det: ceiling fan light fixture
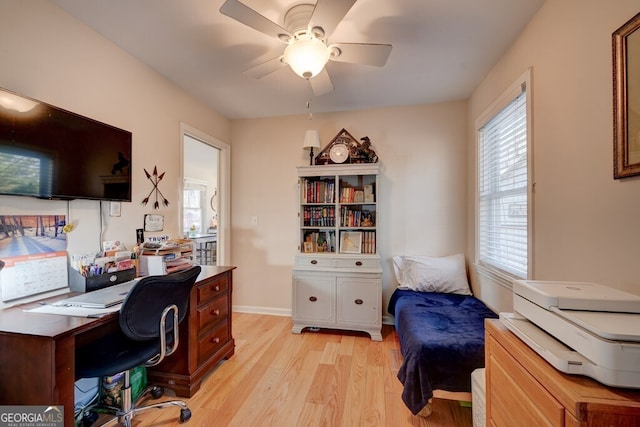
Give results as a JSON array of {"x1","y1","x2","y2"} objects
[{"x1": 284, "y1": 34, "x2": 330, "y2": 79}]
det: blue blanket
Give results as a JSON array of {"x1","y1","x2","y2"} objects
[{"x1": 388, "y1": 289, "x2": 497, "y2": 415}]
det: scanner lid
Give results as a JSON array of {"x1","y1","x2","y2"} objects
[
  {"x1": 513, "y1": 280, "x2": 640, "y2": 313},
  {"x1": 552, "y1": 308, "x2": 640, "y2": 342}
]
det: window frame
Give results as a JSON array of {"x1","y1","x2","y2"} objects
[
  {"x1": 474, "y1": 69, "x2": 533, "y2": 286},
  {"x1": 183, "y1": 178, "x2": 207, "y2": 235}
]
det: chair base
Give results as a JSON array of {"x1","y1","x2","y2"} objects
[{"x1": 81, "y1": 382, "x2": 191, "y2": 427}]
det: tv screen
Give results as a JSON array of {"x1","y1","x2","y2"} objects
[{"x1": 0, "y1": 87, "x2": 132, "y2": 201}]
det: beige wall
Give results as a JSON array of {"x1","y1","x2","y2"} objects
[
  {"x1": 467, "y1": 0, "x2": 640, "y2": 312},
  {"x1": 6, "y1": 0, "x2": 634, "y2": 320},
  {"x1": 0, "y1": 1, "x2": 229, "y2": 255},
  {"x1": 230, "y1": 102, "x2": 468, "y2": 315}
]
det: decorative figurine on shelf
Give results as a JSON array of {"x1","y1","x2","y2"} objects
[
  {"x1": 361, "y1": 212, "x2": 374, "y2": 227},
  {"x1": 358, "y1": 137, "x2": 378, "y2": 163}
]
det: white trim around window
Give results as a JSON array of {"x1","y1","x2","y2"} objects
[{"x1": 474, "y1": 68, "x2": 533, "y2": 283}]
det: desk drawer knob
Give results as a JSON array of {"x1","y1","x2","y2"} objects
[
  {"x1": 211, "y1": 309, "x2": 220, "y2": 316},
  {"x1": 310, "y1": 259, "x2": 318, "y2": 265},
  {"x1": 211, "y1": 337, "x2": 220, "y2": 344},
  {"x1": 355, "y1": 261, "x2": 363, "y2": 266},
  {"x1": 309, "y1": 296, "x2": 317, "y2": 302},
  {"x1": 211, "y1": 285, "x2": 220, "y2": 292},
  {"x1": 354, "y1": 299, "x2": 363, "y2": 305}
]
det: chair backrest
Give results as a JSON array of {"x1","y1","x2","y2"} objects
[{"x1": 119, "y1": 265, "x2": 201, "y2": 341}]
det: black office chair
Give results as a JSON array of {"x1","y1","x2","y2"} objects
[{"x1": 75, "y1": 265, "x2": 201, "y2": 427}]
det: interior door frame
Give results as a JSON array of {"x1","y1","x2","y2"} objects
[{"x1": 180, "y1": 123, "x2": 230, "y2": 266}]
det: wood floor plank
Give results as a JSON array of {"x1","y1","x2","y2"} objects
[
  {"x1": 340, "y1": 337, "x2": 369, "y2": 427},
  {"x1": 128, "y1": 312, "x2": 472, "y2": 427},
  {"x1": 256, "y1": 350, "x2": 323, "y2": 426}
]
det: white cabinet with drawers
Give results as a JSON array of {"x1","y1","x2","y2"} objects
[{"x1": 293, "y1": 164, "x2": 382, "y2": 341}]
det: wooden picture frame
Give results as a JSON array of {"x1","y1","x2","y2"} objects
[
  {"x1": 613, "y1": 12, "x2": 640, "y2": 178},
  {"x1": 340, "y1": 231, "x2": 362, "y2": 254},
  {"x1": 303, "y1": 242, "x2": 314, "y2": 253}
]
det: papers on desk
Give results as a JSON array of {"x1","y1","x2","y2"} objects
[{"x1": 27, "y1": 303, "x2": 120, "y2": 318}]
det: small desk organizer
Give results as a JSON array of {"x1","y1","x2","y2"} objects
[{"x1": 68, "y1": 267, "x2": 137, "y2": 293}]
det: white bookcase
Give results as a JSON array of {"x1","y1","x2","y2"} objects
[{"x1": 292, "y1": 163, "x2": 382, "y2": 341}]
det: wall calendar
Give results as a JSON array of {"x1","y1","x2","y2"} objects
[{"x1": 0, "y1": 251, "x2": 68, "y2": 302}]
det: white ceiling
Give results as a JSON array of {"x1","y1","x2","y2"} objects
[{"x1": 52, "y1": 0, "x2": 544, "y2": 119}]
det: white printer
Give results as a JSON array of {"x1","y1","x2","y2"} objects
[{"x1": 500, "y1": 280, "x2": 640, "y2": 389}]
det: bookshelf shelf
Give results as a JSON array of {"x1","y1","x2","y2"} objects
[{"x1": 293, "y1": 163, "x2": 382, "y2": 341}]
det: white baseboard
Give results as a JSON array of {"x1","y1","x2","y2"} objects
[
  {"x1": 232, "y1": 305, "x2": 291, "y2": 317},
  {"x1": 382, "y1": 314, "x2": 394, "y2": 325}
]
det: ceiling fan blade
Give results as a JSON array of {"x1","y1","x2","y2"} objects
[
  {"x1": 329, "y1": 43, "x2": 392, "y2": 66},
  {"x1": 308, "y1": 68, "x2": 334, "y2": 96},
  {"x1": 220, "y1": 0, "x2": 291, "y2": 41},
  {"x1": 309, "y1": 0, "x2": 357, "y2": 40},
  {"x1": 243, "y1": 55, "x2": 286, "y2": 79}
]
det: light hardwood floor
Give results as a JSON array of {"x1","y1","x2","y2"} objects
[{"x1": 129, "y1": 312, "x2": 473, "y2": 426}]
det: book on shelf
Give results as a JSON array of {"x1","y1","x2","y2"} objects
[
  {"x1": 301, "y1": 178, "x2": 335, "y2": 204},
  {"x1": 361, "y1": 231, "x2": 376, "y2": 254},
  {"x1": 303, "y1": 206, "x2": 335, "y2": 227},
  {"x1": 339, "y1": 207, "x2": 375, "y2": 227}
]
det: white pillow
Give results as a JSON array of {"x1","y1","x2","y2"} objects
[{"x1": 392, "y1": 253, "x2": 472, "y2": 295}]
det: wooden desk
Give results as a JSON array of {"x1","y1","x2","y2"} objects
[
  {"x1": 0, "y1": 265, "x2": 235, "y2": 427},
  {"x1": 485, "y1": 319, "x2": 640, "y2": 426}
]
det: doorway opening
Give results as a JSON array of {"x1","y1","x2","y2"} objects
[{"x1": 181, "y1": 124, "x2": 230, "y2": 266}]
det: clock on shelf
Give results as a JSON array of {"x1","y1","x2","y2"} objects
[
  {"x1": 329, "y1": 143, "x2": 349, "y2": 163},
  {"x1": 315, "y1": 128, "x2": 378, "y2": 165}
]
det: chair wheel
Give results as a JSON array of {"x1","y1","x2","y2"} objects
[
  {"x1": 82, "y1": 412, "x2": 99, "y2": 427},
  {"x1": 150, "y1": 386, "x2": 164, "y2": 399},
  {"x1": 180, "y1": 408, "x2": 192, "y2": 422}
]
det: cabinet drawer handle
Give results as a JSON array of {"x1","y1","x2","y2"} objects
[
  {"x1": 309, "y1": 296, "x2": 318, "y2": 302},
  {"x1": 211, "y1": 285, "x2": 220, "y2": 292},
  {"x1": 355, "y1": 261, "x2": 363, "y2": 266},
  {"x1": 354, "y1": 299, "x2": 363, "y2": 305},
  {"x1": 310, "y1": 259, "x2": 318, "y2": 265},
  {"x1": 211, "y1": 337, "x2": 220, "y2": 344},
  {"x1": 211, "y1": 309, "x2": 220, "y2": 316}
]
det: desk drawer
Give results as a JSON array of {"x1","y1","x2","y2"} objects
[
  {"x1": 197, "y1": 296, "x2": 228, "y2": 331},
  {"x1": 198, "y1": 320, "x2": 229, "y2": 365},
  {"x1": 333, "y1": 258, "x2": 379, "y2": 269},
  {"x1": 197, "y1": 275, "x2": 228, "y2": 305},
  {"x1": 295, "y1": 256, "x2": 380, "y2": 269}
]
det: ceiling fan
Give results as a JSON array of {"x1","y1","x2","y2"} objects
[{"x1": 219, "y1": 0, "x2": 392, "y2": 96}]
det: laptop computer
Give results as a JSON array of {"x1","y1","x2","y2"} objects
[{"x1": 55, "y1": 279, "x2": 138, "y2": 309}]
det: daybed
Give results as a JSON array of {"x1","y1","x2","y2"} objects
[{"x1": 388, "y1": 254, "x2": 497, "y2": 416}]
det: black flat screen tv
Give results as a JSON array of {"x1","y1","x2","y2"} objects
[{"x1": 0, "y1": 87, "x2": 132, "y2": 201}]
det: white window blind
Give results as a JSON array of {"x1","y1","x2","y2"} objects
[
  {"x1": 183, "y1": 178, "x2": 207, "y2": 234},
  {"x1": 478, "y1": 83, "x2": 529, "y2": 279}
]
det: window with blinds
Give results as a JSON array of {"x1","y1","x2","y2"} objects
[
  {"x1": 183, "y1": 178, "x2": 207, "y2": 235},
  {"x1": 477, "y1": 77, "x2": 530, "y2": 279}
]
